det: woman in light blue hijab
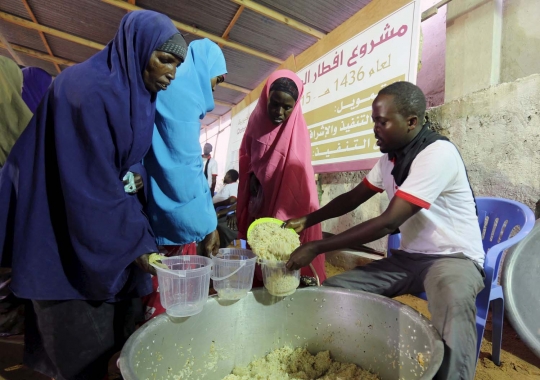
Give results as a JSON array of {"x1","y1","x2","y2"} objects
[{"x1": 144, "y1": 38, "x2": 227, "y2": 257}]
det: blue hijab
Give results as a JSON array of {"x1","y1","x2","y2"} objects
[
  {"x1": 144, "y1": 39, "x2": 227, "y2": 245},
  {"x1": 21, "y1": 67, "x2": 53, "y2": 114},
  {"x1": 0, "y1": 11, "x2": 181, "y2": 301}
]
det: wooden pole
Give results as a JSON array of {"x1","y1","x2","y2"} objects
[
  {"x1": 0, "y1": 42, "x2": 77, "y2": 66},
  {"x1": 214, "y1": 99, "x2": 235, "y2": 108},
  {"x1": 219, "y1": 5, "x2": 244, "y2": 48},
  {"x1": 20, "y1": 0, "x2": 61, "y2": 73},
  {"x1": 0, "y1": 32, "x2": 24, "y2": 65},
  {"x1": 230, "y1": 0, "x2": 325, "y2": 39}
]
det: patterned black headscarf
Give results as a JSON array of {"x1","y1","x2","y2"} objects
[{"x1": 269, "y1": 77, "x2": 299, "y2": 101}]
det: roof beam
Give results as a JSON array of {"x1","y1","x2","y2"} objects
[
  {"x1": 219, "y1": 82, "x2": 251, "y2": 94},
  {"x1": 214, "y1": 99, "x2": 235, "y2": 108},
  {"x1": 101, "y1": 0, "x2": 283, "y2": 64},
  {"x1": 0, "y1": 11, "x2": 104, "y2": 50},
  {"x1": 421, "y1": 0, "x2": 453, "y2": 21},
  {"x1": 219, "y1": 5, "x2": 244, "y2": 48},
  {"x1": 0, "y1": 41, "x2": 77, "y2": 66},
  {"x1": 230, "y1": 0, "x2": 326, "y2": 39},
  {"x1": 20, "y1": 0, "x2": 61, "y2": 73},
  {"x1": 0, "y1": 31, "x2": 24, "y2": 65}
]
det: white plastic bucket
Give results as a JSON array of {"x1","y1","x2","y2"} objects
[
  {"x1": 211, "y1": 249, "x2": 257, "y2": 300},
  {"x1": 152, "y1": 256, "x2": 212, "y2": 317}
]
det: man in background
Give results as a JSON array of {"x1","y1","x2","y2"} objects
[
  {"x1": 213, "y1": 169, "x2": 239, "y2": 206},
  {"x1": 214, "y1": 169, "x2": 239, "y2": 248},
  {"x1": 202, "y1": 143, "x2": 218, "y2": 196}
]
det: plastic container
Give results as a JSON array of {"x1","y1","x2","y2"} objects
[
  {"x1": 211, "y1": 248, "x2": 257, "y2": 300},
  {"x1": 261, "y1": 260, "x2": 300, "y2": 297},
  {"x1": 151, "y1": 255, "x2": 212, "y2": 317},
  {"x1": 247, "y1": 217, "x2": 296, "y2": 240}
]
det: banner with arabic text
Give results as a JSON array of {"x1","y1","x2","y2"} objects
[
  {"x1": 297, "y1": 1, "x2": 421, "y2": 168},
  {"x1": 225, "y1": 100, "x2": 257, "y2": 171}
]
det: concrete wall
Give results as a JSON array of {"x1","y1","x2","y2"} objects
[
  {"x1": 429, "y1": 74, "x2": 540, "y2": 211},
  {"x1": 416, "y1": 0, "x2": 447, "y2": 107},
  {"x1": 445, "y1": 0, "x2": 540, "y2": 101},
  {"x1": 501, "y1": 0, "x2": 540, "y2": 83},
  {"x1": 445, "y1": 0, "x2": 503, "y2": 102},
  {"x1": 416, "y1": 0, "x2": 540, "y2": 106}
]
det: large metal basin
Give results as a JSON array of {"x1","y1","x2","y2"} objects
[{"x1": 120, "y1": 288, "x2": 443, "y2": 379}]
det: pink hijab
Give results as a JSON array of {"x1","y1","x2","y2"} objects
[{"x1": 237, "y1": 69, "x2": 326, "y2": 282}]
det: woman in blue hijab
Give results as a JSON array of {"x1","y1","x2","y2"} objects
[
  {"x1": 0, "y1": 11, "x2": 186, "y2": 379},
  {"x1": 144, "y1": 38, "x2": 227, "y2": 259}
]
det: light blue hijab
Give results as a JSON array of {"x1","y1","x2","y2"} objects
[{"x1": 144, "y1": 38, "x2": 227, "y2": 245}]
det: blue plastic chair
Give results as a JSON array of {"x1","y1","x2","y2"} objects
[{"x1": 387, "y1": 197, "x2": 535, "y2": 366}]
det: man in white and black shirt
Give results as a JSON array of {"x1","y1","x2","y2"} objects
[
  {"x1": 285, "y1": 82, "x2": 484, "y2": 380},
  {"x1": 202, "y1": 143, "x2": 218, "y2": 196},
  {"x1": 214, "y1": 169, "x2": 239, "y2": 248}
]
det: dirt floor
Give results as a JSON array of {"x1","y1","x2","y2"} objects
[{"x1": 327, "y1": 261, "x2": 540, "y2": 380}]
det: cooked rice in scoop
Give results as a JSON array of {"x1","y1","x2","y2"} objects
[{"x1": 248, "y1": 222, "x2": 300, "y2": 261}]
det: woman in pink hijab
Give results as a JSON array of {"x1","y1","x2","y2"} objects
[{"x1": 237, "y1": 69, "x2": 327, "y2": 284}]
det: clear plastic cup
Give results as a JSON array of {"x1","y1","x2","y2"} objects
[
  {"x1": 261, "y1": 260, "x2": 300, "y2": 297},
  {"x1": 211, "y1": 249, "x2": 257, "y2": 300},
  {"x1": 152, "y1": 255, "x2": 212, "y2": 317}
]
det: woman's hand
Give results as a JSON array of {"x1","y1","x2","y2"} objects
[
  {"x1": 283, "y1": 216, "x2": 308, "y2": 234},
  {"x1": 227, "y1": 214, "x2": 238, "y2": 231},
  {"x1": 123, "y1": 171, "x2": 144, "y2": 194},
  {"x1": 203, "y1": 230, "x2": 220, "y2": 257},
  {"x1": 286, "y1": 243, "x2": 319, "y2": 271},
  {"x1": 133, "y1": 173, "x2": 144, "y2": 192},
  {"x1": 134, "y1": 253, "x2": 157, "y2": 276}
]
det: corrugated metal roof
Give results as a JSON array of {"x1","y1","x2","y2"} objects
[
  {"x1": 137, "y1": 0, "x2": 239, "y2": 37},
  {"x1": 214, "y1": 85, "x2": 246, "y2": 105},
  {"x1": 0, "y1": 0, "x2": 373, "y2": 118},
  {"x1": 46, "y1": 35, "x2": 99, "y2": 63},
  {"x1": 180, "y1": 33, "x2": 200, "y2": 46},
  {"x1": 0, "y1": 22, "x2": 46, "y2": 53},
  {"x1": 201, "y1": 114, "x2": 219, "y2": 125},
  {"x1": 28, "y1": 0, "x2": 125, "y2": 45},
  {"x1": 212, "y1": 104, "x2": 233, "y2": 116},
  {"x1": 229, "y1": 8, "x2": 317, "y2": 60},
  {"x1": 253, "y1": 0, "x2": 372, "y2": 33},
  {"x1": 0, "y1": 0, "x2": 30, "y2": 20},
  {"x1": 221, "y1": 46, "x2": 279, "y2": 90},
  {"x1": 0, "y1": 46, "x2": 57, "y2": 75},
  {"x1": 18, "y1": 53, "x2": 57, "y2": 74}
]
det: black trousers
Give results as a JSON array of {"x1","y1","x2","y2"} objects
[{"x1": 24, "y1": 298, "x2": 142, "y2": 380}]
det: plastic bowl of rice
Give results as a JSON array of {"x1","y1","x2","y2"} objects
[
  {"x1": 260, "y1": 260, "x2": 300, "y2": 296},
  {"x1": 247, "y1": 218, "x2": 302, "y2": 296}
]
